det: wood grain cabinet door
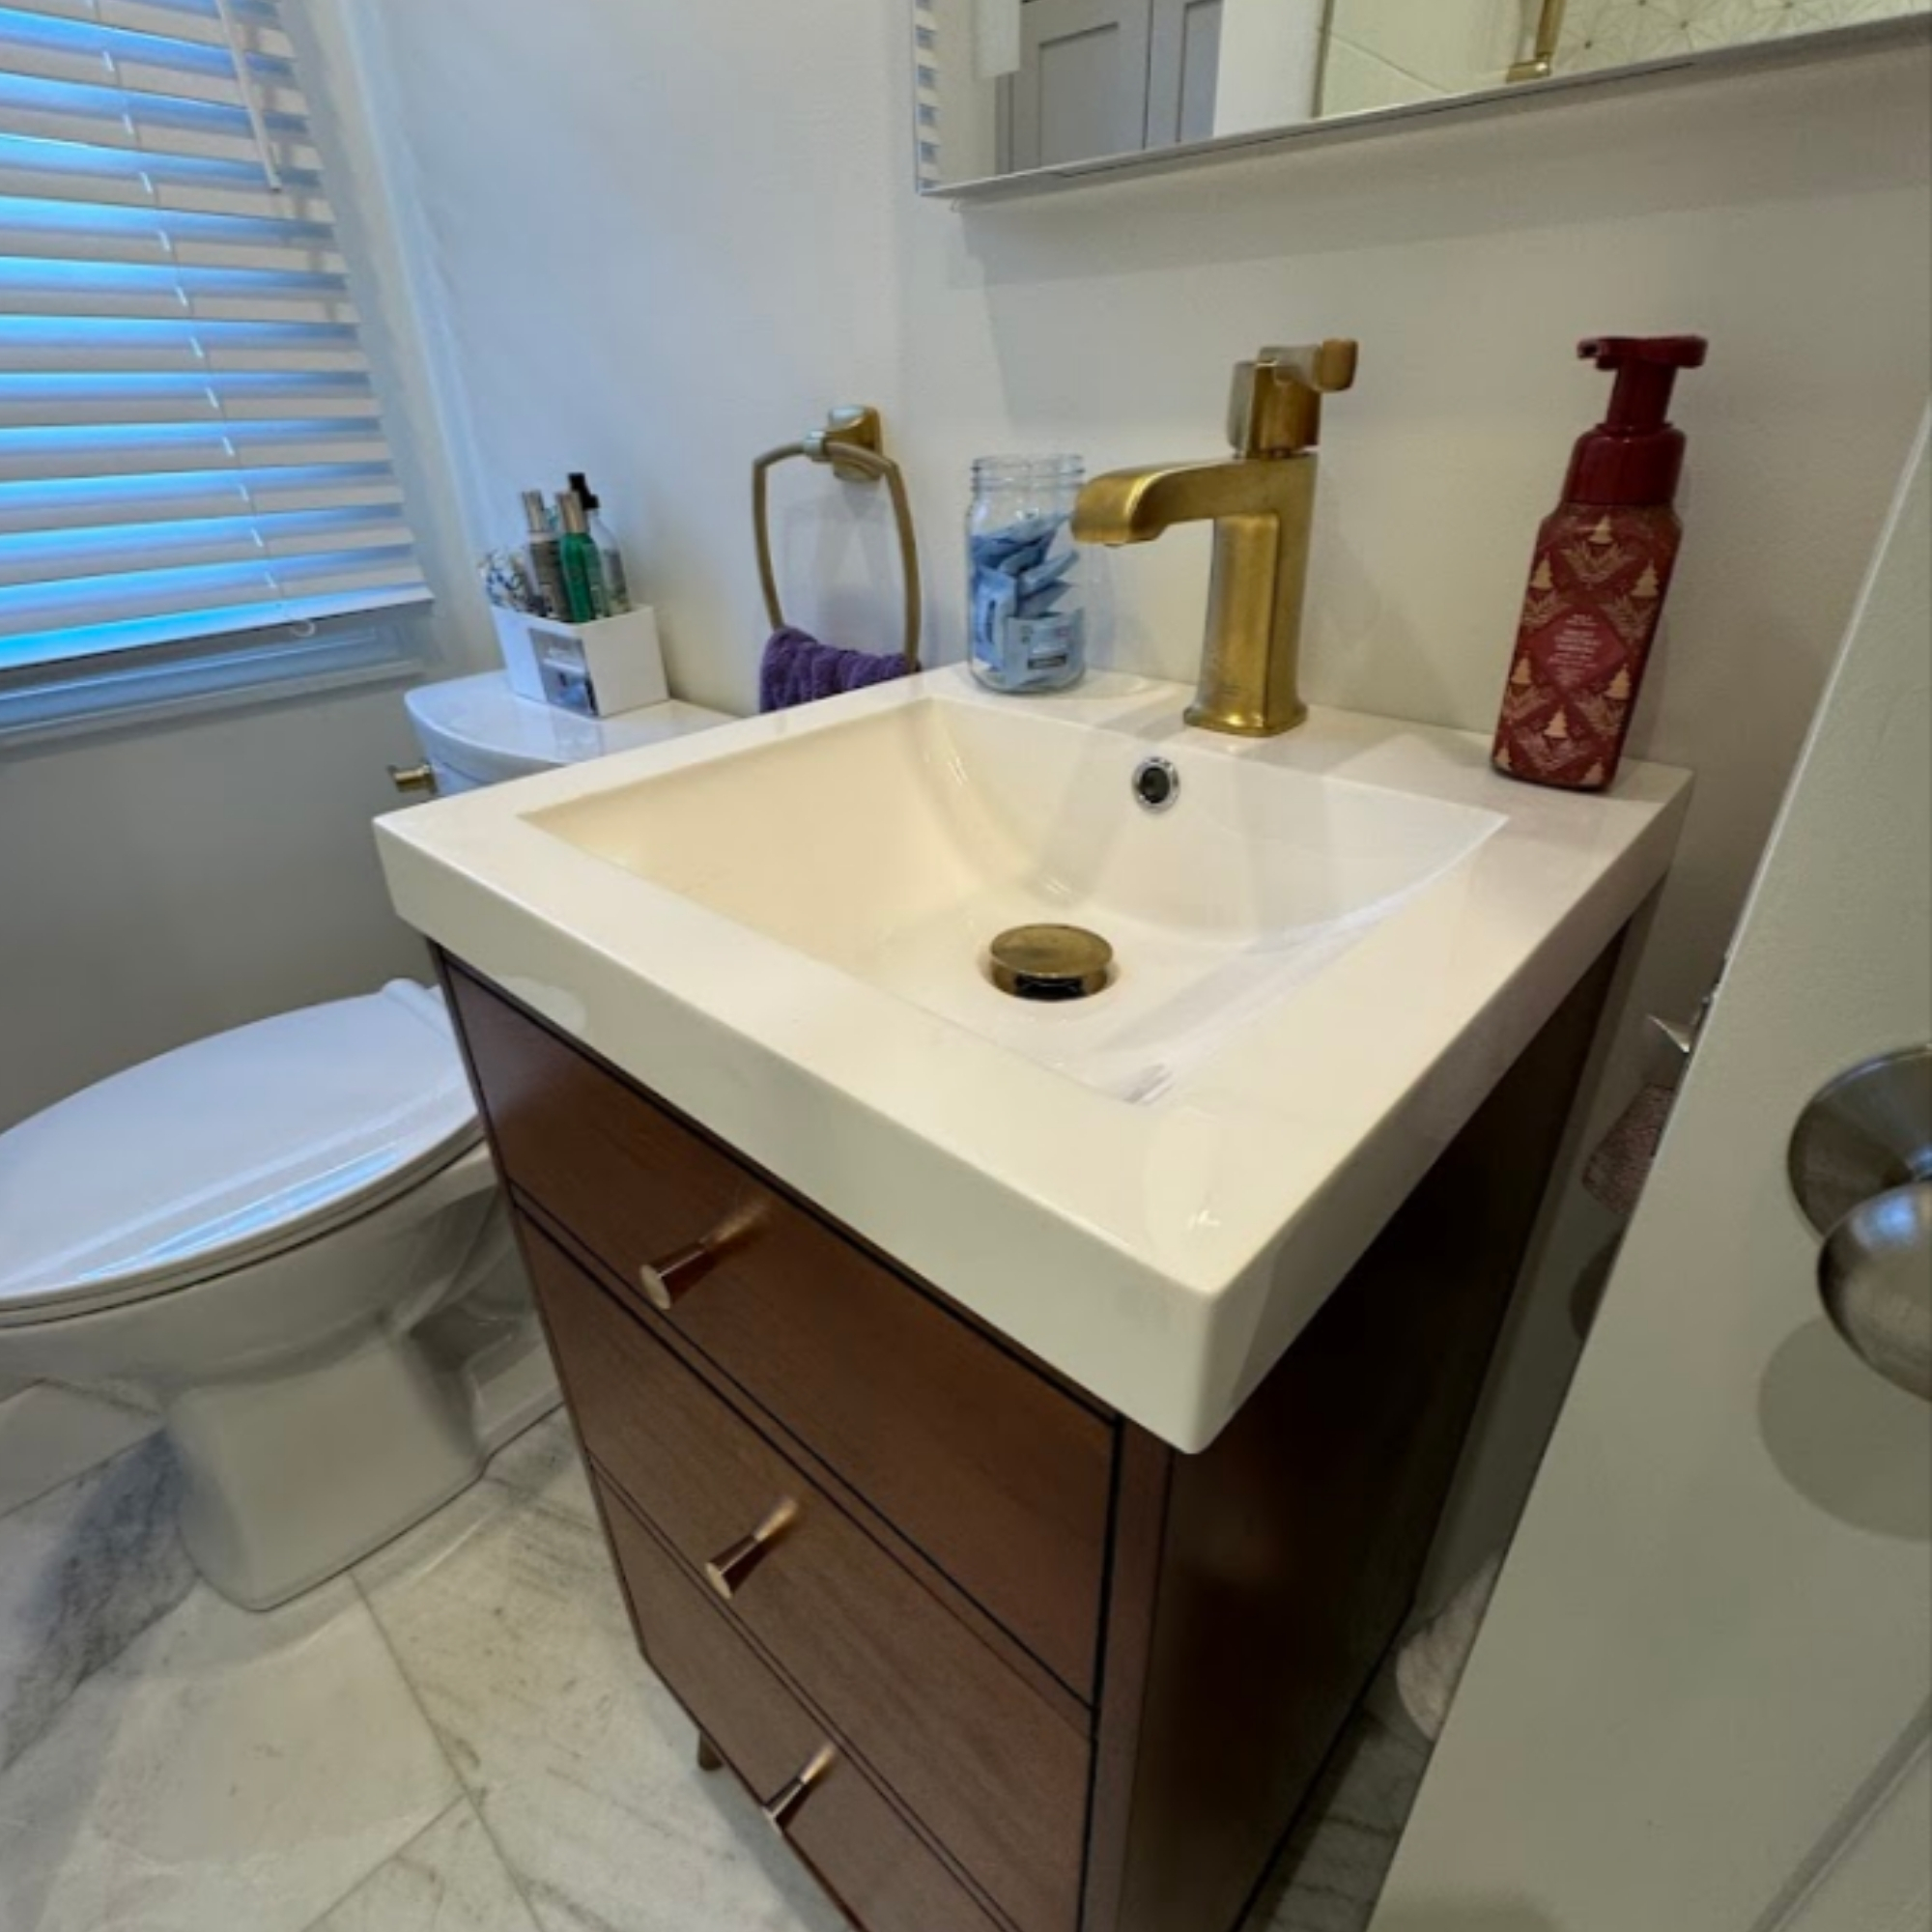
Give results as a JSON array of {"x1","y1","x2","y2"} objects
[
  {"x1": 599, "y1": 1484, "x2": 1008, "y2": 1932},
  {"x1": 445, "y1": 964, "x2": 1113, "y2": 1701},
  {"x1": 526, "y1": 1222, "x2": 1091, "y2": 1932}
]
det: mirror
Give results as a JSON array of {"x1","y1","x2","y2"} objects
[{"x1": 916, "y1": 0, "x2": 1930, "y2": 195}]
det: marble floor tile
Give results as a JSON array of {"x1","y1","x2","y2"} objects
[
  {"x1": 0, "y1": 1383, "x2": 159, "y2": 1519},
  {"x1": 0, "y1": 1573, "x2": 457, "y2": 1932},
  {"x1": 0, "y1": 1435, "x2": 195, "y2": 1773},
  {"x1": 483, "y1": 1409, "x2": 598, "y2": 1527},
  {"x1": 305, "y1": 1800, "x2": 539, "y2": 1932},
  {"x1": 356, "y1": 1482, "x2": 848, "y2": 1932},
  {"x1": 1248, "y1": 1705, "x2": 1434, "y2": 1932},
  {"x1": 0, "y1": 1381, "x2": 1445, "y2": 1932}
]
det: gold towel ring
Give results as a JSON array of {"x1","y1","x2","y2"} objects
[
  {"x1": 1508, "y1": 0, "x2": 1568, "y2": 81},
  {"x1": 752, "y1": 406, "x2": 922, "y2": 672}
]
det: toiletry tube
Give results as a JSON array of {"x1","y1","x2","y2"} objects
[{"x1": 522, "y1": 490, "x2": 570, "y2": 620}]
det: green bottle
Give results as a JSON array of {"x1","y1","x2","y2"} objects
[
  {"x1": 557, "y1": 491, "x2": 609, "y2": 623},
  {"x1": 569, "y1": 471, "x2": 634, "y2": 614}
]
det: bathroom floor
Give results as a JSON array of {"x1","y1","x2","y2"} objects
[{"x1": 0, "y1": 1384, "x2": 1429, "y2": 1932}]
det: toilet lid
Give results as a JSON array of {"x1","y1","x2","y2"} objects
[
  {"x1": 0, "y1": 981, "x2": 482, "y2": 1321},
  {"x1": 406, "y1": 673, "x2": 733, "y2": 785}
]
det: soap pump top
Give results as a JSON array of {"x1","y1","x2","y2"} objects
[{"x1": 1563, "y1": 335, "x2": 1708, "y2": 508}]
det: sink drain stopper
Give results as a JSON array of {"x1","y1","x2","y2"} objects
[{"x1": 988, "y1": 924, "x2": 1114, "y2": 1002}]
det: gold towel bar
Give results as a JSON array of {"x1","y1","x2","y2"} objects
[{"x1": 752, "y1": 405, "x2": 922, "y2": 671}]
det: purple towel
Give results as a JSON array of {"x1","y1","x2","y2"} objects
[{"x1": 758, "y1": 626, "x2": 910, "y2": 714}]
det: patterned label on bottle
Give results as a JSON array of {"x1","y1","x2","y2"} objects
[{"x1": 1492, "y1": 506, "x2": 1681, "y2": 790}]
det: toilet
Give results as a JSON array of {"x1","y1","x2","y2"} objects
[{"x1": 0, "y1": 673, "x2": 731, "y2": 1609}]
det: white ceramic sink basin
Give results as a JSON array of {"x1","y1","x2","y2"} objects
[
  {"x1": 379, "y1": 668, "x2": 1690, "y2": 1451},
  {"x1": 531, "y1": 696, "x2": 1504, "y2": 1103}
]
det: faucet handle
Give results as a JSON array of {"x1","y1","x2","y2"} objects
[{"x1": 1230, "y1": 340, "x2": 1360, "y2": 457}]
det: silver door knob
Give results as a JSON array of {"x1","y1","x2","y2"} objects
[{"x1": 1789, "y1": 1047, "x2": 1932, "y2": 1403}]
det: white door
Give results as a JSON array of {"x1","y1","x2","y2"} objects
[
  {"x1": 1005, "y1": 0, "x2": 1154, "y2": 172},
  {"x1": 1373, "y1": 417, "x2": 1932, "y2": 1930},
  {"x1": 1147, "y1": 0, "x2": 1222, "y2": 146}
]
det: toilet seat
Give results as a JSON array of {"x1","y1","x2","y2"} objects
[{"x1": 0, "y1": 981, "x2": 481, "y2": 1326}]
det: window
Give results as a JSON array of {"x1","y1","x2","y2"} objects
[{"x1": 0, "y1": 0, "x2": 431, "y2": 733}]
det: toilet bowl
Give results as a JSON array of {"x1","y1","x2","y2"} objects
[
  {"x1": 0, "y1": 673, "x2": 731, "y2": 1608},
  {"x1": 0, "y1": 982, "x2": 528, "y2": 1606}
]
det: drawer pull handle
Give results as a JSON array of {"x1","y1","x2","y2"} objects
[
  {"x1": 762, "y1": 1742, "x2": 838, "y2": 1833},
  {"x1": 639, "y1": 1200, "x2": 765, "y2": 1313},
  {"x1": 704, "y1": 1497, "x2": 800, "y2": 1600}
]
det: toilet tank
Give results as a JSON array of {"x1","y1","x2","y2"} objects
[
  {"x1": 404, "y1": 673, "x2": 733, "y2": 795},
  {"x1": 422, "y1": 755, "x2": 490, "y2": 798}
]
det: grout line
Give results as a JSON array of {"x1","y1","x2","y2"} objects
[
  {"x1": 481, "y1": 1414, "x2": 607, "y2": 1538},
  {"x1": 505, "y1": 1477, "x2": 603, "y2": 1537},
  {"x1": 0, "y1": 1410, "x2": 165, "y2": 1529},
  {"x1": 290, "y1": 1795, "x2": 473, "y2": 1932},
  {"x1": 451, "y1": 1462, "x2": 602, "y2": 1539},
  {"x1": 350, "y1": 1513, "x2": 548, "y2": 1929},
  {"x1": 43, "y1": 1376, "x2": 157, "y2": 1420}
]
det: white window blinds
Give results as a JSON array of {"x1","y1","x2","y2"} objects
[{"x1": 0, "y1": 0, "x2": 430, "y2": 673}]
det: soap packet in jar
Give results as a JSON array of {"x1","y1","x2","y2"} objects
[{"x1": 967, "y1": 455, "x2": 1088, "y2": 693}]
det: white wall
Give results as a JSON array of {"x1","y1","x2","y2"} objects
[
  {"x1": 1560, "y1": 0, "x2": 1931, "y2": 73},
  {"x1": 331, "y1": 0, "x2": 907, "y2": 720},
  {"x1": 933, "y1": 0, "x2": 1004, "y2": 185},
  {"x1": 1322, "y1": 0, "x2": 1522, "y2": 115},
  {"x1": 337, "y1": 0, "x2": 1930, "y2": 1588},
  {"x1": 1216, "y1": 0, "x2": 1325, "y2": 133},
  {"x1": 0, "y1": 687, "x2": 440, "y2": 1126}
]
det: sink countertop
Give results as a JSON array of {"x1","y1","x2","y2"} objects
[{"x1": 377, "y1": 668, "x2": 1690, "y2": 1452}]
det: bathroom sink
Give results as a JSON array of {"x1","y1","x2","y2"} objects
[
  {"x1": 378, "y1": 668, "x2": 1690, "y2": 1450},
  {"x1": 530, "y1": 696, "x2": 1504, "y2": 1102}
]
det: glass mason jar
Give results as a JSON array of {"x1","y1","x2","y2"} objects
[{"x1": 966, "y1": 455, "x2": 1087, "y2": 694}]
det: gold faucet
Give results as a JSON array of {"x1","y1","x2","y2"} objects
[{"x1": 1072, "y1": 341, "x2": 1358, "y2": 737}]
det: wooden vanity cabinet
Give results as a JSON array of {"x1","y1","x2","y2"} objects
[{"x1": 441, "y1": 948, "x2": 1616, "y2": 1932}]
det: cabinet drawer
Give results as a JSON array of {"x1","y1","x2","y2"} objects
[
  {"x1": 599, "y1": 1480, "x2": 1005, "y2": 1932},
  {"x1": 527, "y1": 1221, "x2": 1088, "y2": 1932},
  {"x1": 449, "y1": 964, "x2": 1112, "y2": 1696}
]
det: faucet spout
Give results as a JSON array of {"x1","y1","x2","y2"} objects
[
  {"x1": 1070, "y1": 458, "x2": 1288, "y2": 548},
  {"x1": 1073, "y1": 453, "x2": 1320, "y2": 737},
  {"x1": 1070, "y1": 341, "x2": 1355, "y2": 738}
]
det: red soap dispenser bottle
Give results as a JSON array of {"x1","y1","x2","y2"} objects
[{"x1": 1493, "y1": 334, "x2": 1708, "y2": 791}]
